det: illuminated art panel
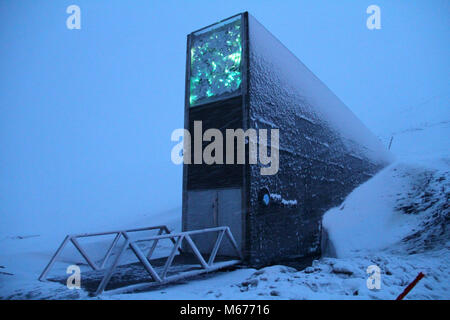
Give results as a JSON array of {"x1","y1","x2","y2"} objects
[{"x1": 189, "y1": 16, "x2": 242, "y2": 107}]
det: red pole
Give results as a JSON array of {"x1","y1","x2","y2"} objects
[{"x1": 396, "y1": 272, "x2": 425, "y2": 300}]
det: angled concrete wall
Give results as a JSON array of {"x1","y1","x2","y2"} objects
[{"x1": 245, "y1": 13, "x2": 393, "y2": 266}]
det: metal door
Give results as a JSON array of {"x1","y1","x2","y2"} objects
[{"x1": 185, "y1": 188, "x2": 242, "y2": 257}]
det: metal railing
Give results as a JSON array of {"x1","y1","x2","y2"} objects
[{"x1": 39, "y1": 225, "x2": 242, "y2": 296}]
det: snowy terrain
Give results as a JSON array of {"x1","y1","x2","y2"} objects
[{"x1": 0, "y1": 112, "x2": 448, "y2": 300}]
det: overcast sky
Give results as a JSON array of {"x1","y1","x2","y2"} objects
[{"x1": 0, "y1": 0, "x2": 448, "y2": 235}]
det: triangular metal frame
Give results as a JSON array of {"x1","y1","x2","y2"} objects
[{"x1": 39, "y1": 225, "x2": 241, "y2": 296}]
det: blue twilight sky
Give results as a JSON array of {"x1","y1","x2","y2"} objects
[{"x1": 0, "y1": 1, "x2": 449, "y2": 235}]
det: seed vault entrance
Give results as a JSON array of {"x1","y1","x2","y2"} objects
[
  {"x1": 185, "y1": 188, "x2": 242, "y2": 256},
  {"x1": 182, "y1": 13, "x2": 248, "y2": 260},
  {"x1": 182, "y1": 12, "x2": 393, "y2": 267}
]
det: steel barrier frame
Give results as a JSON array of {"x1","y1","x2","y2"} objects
[{"x1": 39, "y1": 225, "x2": 241, "y2": 296}]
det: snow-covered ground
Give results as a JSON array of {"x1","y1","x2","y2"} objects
[{"x1": 0, "y1": 117, "x2": 448, "y2": 300}]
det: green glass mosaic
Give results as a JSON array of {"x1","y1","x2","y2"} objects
[{"x1": 189, "y1": 17, "x2": 242, "y2": 106}]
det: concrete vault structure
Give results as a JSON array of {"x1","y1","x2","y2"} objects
[{"x1": 182, "y1": 12, "x2": 393, "y2": 267}]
